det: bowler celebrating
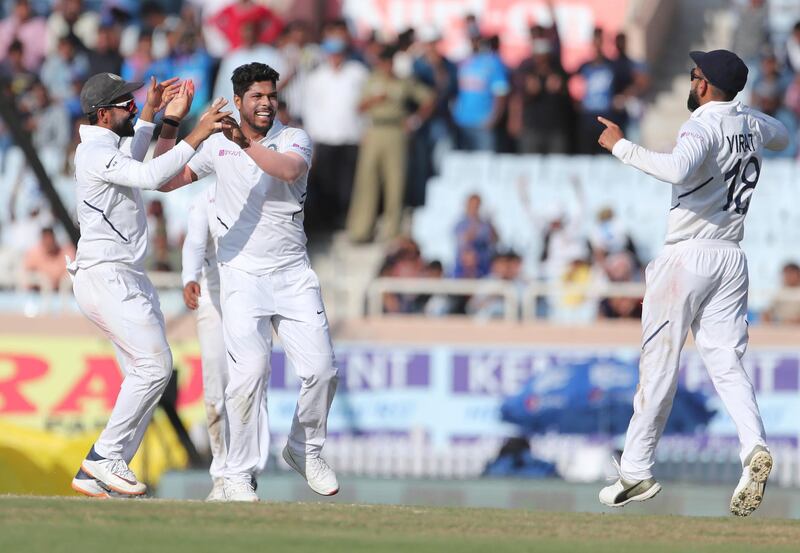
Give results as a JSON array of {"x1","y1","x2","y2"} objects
[
  {"x1": 162, "y1": 63, "x2": 338, "y2": 502},
  {"x1": 597, "y1": 50, "x2": 788, "y2": 516}
]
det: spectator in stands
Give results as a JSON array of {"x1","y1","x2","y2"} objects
[
  {"x1": 762, "y1": 262, "x2": 800, "y2": 324},
  {"x1": 409, "y1": 26, "x2": 458, "y2": 206},
  {"x1": 528, "y1": 0, "x2": 562, "y2": 71},
  {"x1": 786, "y1": 21, "x2": 800, "y2": 74},
  {"x1": 539, "y1": 206, "x2": 589, "y2": 284},
  {"x1": 303, "y1": 36, "x2": 367, "y2": 233},
  {"x1": 453, "y1": 26, "x2": 510, "y2": 152},
  {"x1": 509, "y1": 37, "x2": 573, "y2": 154},
  {"x1": 148, "y1": 24, "x2": 213, "y2": 126},
  {"x1": 121, "y1": 31, "x2": 154, "y2": 109},
  {"x1": 420, "y1": 260, "x2": 453, "y2": 316},
  {"x1": 277, "y1": 21, "x2": 322, "y2": 124},
  {"x1": 610, "y1": 32, "x2": 649, "y2": 142},
  {"x1": 454, "y1": 194, "x2": 497, "y2": 278},
  {"x1": 18, "y1": 79, "x2": 70, "y2": 168},
  {"x1": 589, "y1": 206, "x2": 641, "y2": 270},
  {"x1": 213, "y1": 19, "x2": 285, "y2": 110},
  {"x1": 207, "y1": 0, "x2": 284, "y2": 52},
  {"x1": 466, "y1": 251, "x2": 524, "y2": 320},
  {"x1": 45, "y1": 0, "x2": 99, "y2": 55},
  {"x1": 0, "y1": 0, "x2": 48, "y2": 72},
  {"x1": 323, "y1": 18, "x2": 366, "y2": 66},
  {"x1": 22, "y1": 227, "x2": 74, "y2": 291},
  {"x1": 752, "y1": 53, "x2": 797, "y2": 158},
  {"x1": 732, "y1": 0, "x2": 769, "y2": 68},
  {"x1": 598, "y1": 252, "x2": 643, "y2": 319},
  {"x1": 40, "y1": 34, "x2": 89, "y2": 101},
  {"x1": 119, "y1": 1, "x2": 176, "y2": 60},
  {"x1": 575, "y1": 28, "x2": 616, "y2": 154},
  {"x1": 346, "y1": 45, "x2": 434, "y2": 243},
  {"x1": 0, "y1": 40, "x2": 37, "y2": 98},
  {"x1": 379, "y1": 236, "x2": 425, "y2": 314},
  {"x1": 88, "y1": 22, "x2": 123, "y2": 75}
]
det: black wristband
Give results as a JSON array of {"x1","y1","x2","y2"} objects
[{"x1": 162, "y1": 117, "x2": 180, "y2": 128}]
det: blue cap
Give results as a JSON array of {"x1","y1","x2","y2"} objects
[{"x1": 689, "y1": 50, "x2": 748, "y2": 94}]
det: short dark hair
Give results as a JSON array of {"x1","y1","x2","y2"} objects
[{"x1": 231, "y1": 63, "x2": 280, "y2": 98}]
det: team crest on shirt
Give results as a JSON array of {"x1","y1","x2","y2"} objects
[{"x1": 267, "y1": 144, "x2": 278, "y2": 151}]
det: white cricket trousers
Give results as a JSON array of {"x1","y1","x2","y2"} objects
[
  {"x1": 195, "y1": 275, "x2": 270, "y2": 479},
  {"x1": 620, "y1": 239, "x2": 767, "y2": 480},
  {"x1": 219, "y1": 262, "x2": 338, "y2": 480},
  {"x1": 71, "y1": 262, "x2": 172, "y2": 461}
]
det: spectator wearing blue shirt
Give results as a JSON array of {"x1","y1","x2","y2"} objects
[
  {"x1": 453, "y1": 32, "x2": 510, "y2": 151},
  {"x1": 408, "y1": 27, "x2": 458, "y2": 207},
  {"x1": 576, "y1": 29, "x2": 615, "y2": 154},
  {"x1": 454, "y1": 194, "x2": 497, "y2": 278}
]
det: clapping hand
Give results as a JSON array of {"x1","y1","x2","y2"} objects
[{"x1": 165, "y1": 79, "x2": 196, "y2": 121}]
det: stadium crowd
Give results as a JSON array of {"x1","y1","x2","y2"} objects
[{"x1": 0, "y1": 0, "x2": 799, "y2": 322}]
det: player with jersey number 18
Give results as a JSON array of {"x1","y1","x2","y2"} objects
[{"x1": 596, "y1": 50, "x2": 789, "y2": 516}]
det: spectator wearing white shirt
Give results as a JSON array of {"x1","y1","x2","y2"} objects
[{"x1": 303, "y1": 37, "x2": 367, "y2": 232}]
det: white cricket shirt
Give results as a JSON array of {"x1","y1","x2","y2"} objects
[
  {"x1": 187, "y1": 120, "x2": 313, "y2": 275},
  {"x1": 612, "y1": 100, "x2": 789, "y2": 244},
  {"x1": 73, "y1": 120, "x2": 197, "y2": 270},
  {"x1": 181, "y1": 186, "x2": 220, "y2": 289}
]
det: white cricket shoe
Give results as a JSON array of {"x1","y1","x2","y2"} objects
[
  {"x1": 223, "y1": 477, "x2": 259, "y2": 502},
  {"x1": 730, "y1": 445, "x2": 773, "y2": 517},
  {"x1": 599, "y1": 458, "x2": 661, "y2": 507},
  {"x1": 71, "y1": 468, "x2": 113, "y2": 499},
  {"x1": 81, "y1": 450, "x2": 146, "y2": 496},
  {"x1": 206, "y1": 477, "x2": 226, "y2": 502},
  {"x1": 282, "y1": 445, "x2": 339, "y2": 496}
]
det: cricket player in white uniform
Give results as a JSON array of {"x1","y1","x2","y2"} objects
[
  {"x1": 69, "y1": 73, "x2": 232, "y2": 498},
  {"x1": 181, "y1": 187, "x2": 271, "y2": 501},
  {"x1": 597, "y1": 50, "x2": 789, "y2": 516},
  {"x1": 162, "y1": 63, "x2": 338, "y2": 502}
]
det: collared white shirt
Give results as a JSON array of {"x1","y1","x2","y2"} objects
[
  {"x1": 612, "y1": 100, "x2": 789, "y2": 244},
  {"x1": 302, "y1": 60, "x2": 368, "y2": 145},
  {"x1": 187, "y1": 120, "x2": 313, "y2": 275},
  {"x1": 73, "y1": 120, "x2": 197, "y2": 270},
  {"x1": 181, "y1": 186, "x2": 221, "y2": 289}
]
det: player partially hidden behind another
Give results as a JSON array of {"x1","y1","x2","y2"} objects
[
  {"x1": 69, "y1": 73, "x2": 231, "y2": 498},
  {"x1": 596, "y1": 50, "x2": 789, "y2": 516}
]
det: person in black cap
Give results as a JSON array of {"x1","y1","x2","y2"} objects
[
  {"x1": 596, "y1": 50, "x2": 789, "y2": 517},
  {"x1": 69, "y1": 74, "x2": 232, "y2": 499}
]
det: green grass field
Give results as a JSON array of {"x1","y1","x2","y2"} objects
[{"x1": 1, "y1": 495, "x2": 799, "y2": 553}]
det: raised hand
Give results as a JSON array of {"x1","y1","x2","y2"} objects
[
  {"x1": 597, "y1": 116, "x2": 625, "y2": 152},
  {"x1": 164, "y1": 79, "x2": 195, "y2": 121},
  {"x1": 184, "y1": 98, "x2": 233, "y2": 149},
  {"x1": 221, "y1": 116, "x2": 250, "y2": 149}
]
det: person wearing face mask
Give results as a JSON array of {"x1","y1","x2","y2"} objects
[
  {"x1": 69, "y1": 73, "x2": 231, "y2": 499},
  {"x1": 596, "y1": 50, "x2": 789, "y2": 517}
]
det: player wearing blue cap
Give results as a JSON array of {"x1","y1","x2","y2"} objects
[{"x1": 597, "y1": 50, "x2": 789, "y2": 516}]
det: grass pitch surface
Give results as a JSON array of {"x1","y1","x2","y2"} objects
[{"x1": 1, "y1": 495, "x2": 799, "y2": 553}]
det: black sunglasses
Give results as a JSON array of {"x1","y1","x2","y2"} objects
[{"x1": 690, "y1": 69, "x2": 707, "y2": 83}]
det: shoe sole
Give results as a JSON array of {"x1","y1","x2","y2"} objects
[
  {"x1": 600, "y1": 482, "x2": 662, "y2": 508},
  {"x1": 81, "y1": 461, "x2": 146, "y2": 496},
  {"x1": 282, "y1": 448, "x2": 339, "y2": 496},
  {"x1": 71, "y1": 479, "x2": 111, "y2": 499},
  {"x1": 730, "y1": 451, "x2": 773, "y2": 517}
]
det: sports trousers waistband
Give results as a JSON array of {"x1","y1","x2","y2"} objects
[{"x1": 663, "y1": 238, "x2": 740, "y2": 252}]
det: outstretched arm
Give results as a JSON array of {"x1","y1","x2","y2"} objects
[{"x1": 598, "y1": 116, "x2": 710, "y2": 184}]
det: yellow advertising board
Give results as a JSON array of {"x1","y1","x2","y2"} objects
[{"x1": 0, "y1": 336, "x2": 206, "y2": 495}]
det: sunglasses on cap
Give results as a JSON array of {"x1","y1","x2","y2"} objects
[{"x1": 95, "y1": 97, "x2": 136, "y2": 113}]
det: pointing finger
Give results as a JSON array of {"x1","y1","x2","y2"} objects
[{"x1": 597, "y1": 116, "x2": 617, "y2": 128}]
